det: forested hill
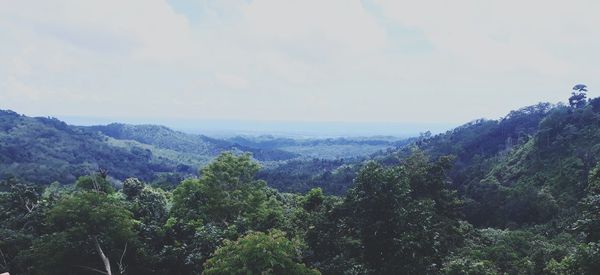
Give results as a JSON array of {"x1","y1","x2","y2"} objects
[
  {"x1": 5, "y1": 95, "x2": 600, "y2": 274},
  {"x1": 89, "y1": 123, "x2": 297, "y2": 162},
  {"x1": 227, "y1": 135, "x2": 409, "y2": 159},
  {"x1": 258, "y1": 102, "x2": 563, "y2": 196},
  {"x1": 221, "y1": 99, "x2": 600, "y2": 200},
  {"x1": 393, "y1": 97, "x2": 600, "y2": 228},
  {"x1": 0, "y1": 110, "x2": 296, "y2": 185},
  {"x1": 0, "y1": 109, "x2": 181, "y2": 184}
]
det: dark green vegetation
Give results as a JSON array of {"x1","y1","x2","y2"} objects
[
  {"x1": 257, "y1": 158, "x2": 359, "y2": 194},
  {"x1": 3, "y1": 88, "x2": 600, "y2": 274},
  {"x1": 0, "y1": 109, "x2": 294, "y2": 185},
  {"x1": 228, "y1": 135, "x2": 408, "y2": 159},
  {"x1": 1, "y1": 152, "x2": 461, "y2": 274},
  {"x1": 90, "y1": 123, "x2": 298, "y2": 162},
  {"x1": 0, "y1": 110, "x2": 398, "y2": 189},
  {"x1": 0, "y1": 109, "x2": 181, "y2": 184}
]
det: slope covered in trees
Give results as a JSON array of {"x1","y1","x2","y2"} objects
[
  {"x1": 3, "y1": 92, "x2": 600, "y2": 274},
  {"x1": 227, "y1": 135, "x2": 408, "y2": 159},
  {"x1": 0, "y1": 110, "x2": 184, "y2": 184},
  {"x1": 0, "y1": 110, "x2": 400, "y2": 189},
  {"x1": 1, "y1": 152, "x2": 468, "y2": 274},
  {"x1": 400, "y1": 99, "x2": 600, "y2": 228},
  {"x1": 90, "y1": 123, "x2": 298, "y2": 162}
]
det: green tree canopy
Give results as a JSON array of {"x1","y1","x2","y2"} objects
[
  {"x1": 335, "y1": 151, "x2": 462, "y2": 274},
  {"x1": 171, "y1": 152, "x2": 283, "y2": 231},
  {"x1": 30, "y1": 191, "x2": 138, "y2": 275},
  {"x1": 166, "y1": 152, "x2": 286, "y2": 273},
  {"x1": 75, "y1": 173, "x2": 114, "y2": 194},
  {"x1": 203, "y1": 230, "x2": 319, "y2": 275}
]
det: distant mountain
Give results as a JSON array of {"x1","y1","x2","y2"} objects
[
  {"x1": 88, "y1": 123, "x2": 298, "y2": 162},
  {"x1": 5, "y1": 99, "x2": 600, "y2": 275},
  {"x1": 383, "y1": 99, "x2": 600, "y2": 228},
  {"x1": 0, "y1": 109, "x2": 411, "y2": 189},
  {"x1": 0, "y1": 110, "x2": 183, "y2": 184},
  {"x1": 0, "y1": 110, "x2": 296, "y2": 185},
  {"x1": 227, "y1": 135, "x2": 409, "y2": 159}
]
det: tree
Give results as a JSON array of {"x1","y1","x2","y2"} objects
[
  {"x1": 122, "y1": 182, "x2": 171, "y2": 274},
  {"x1": 302, "y1": 188, "x2": 325, "y2": 212},
  {"x1": 203, "y1": 230, "x2": 319, "y2": 275},
  {"x1": 0, "y1": 179, "x2": 43, "y2": 232},
  {"x1": 167, "y1": 153, "x2": 285, "y2": 273},
  {"x1": 572, "y1": 162, "x2": 600, "y2": 242},
  {"x1": 75, "y1": 173, "x2": 114, "y2": 194},
  {"x1": 339, "y1": 151, "x2": 462, "y2": 274},
  {"x1": 569, "y1": 84, "x2": 588, "y2": 109},
  {"x1": 0, "y1": 179, "x2": 45, "y2": 273},
  {"x1": 171, "y1": 152, "x2": 283, "y2": 231},
  {"x1": 122, "y1": 178, "x2": 144, "y2": 199},
  {"x1": 548, "y1": 162, "x2": 600, "y2": 274},
  {"x1": 30, "y1": 192, "x2": 137, "y2": 275}
]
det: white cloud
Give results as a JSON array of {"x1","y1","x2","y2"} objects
[
  {"x1": 215, "y1": 73, "x2": 249, "y2": 90},
  {"x1": 1, "y1": 0, "x2": 599, "y2": 124},
  {"x1": 240, "y1": 0, "x2": 386, "y2": 55},
  {"x1": 374, "y1": 0, "x2": 600, "y2": 75},
  {"x1": 7, "y1": 0, "x2": 195, "y2": 61}
]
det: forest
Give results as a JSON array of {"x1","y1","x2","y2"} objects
[{"x1": 2, "y1": 87, "x2": 600, "y2": 274}]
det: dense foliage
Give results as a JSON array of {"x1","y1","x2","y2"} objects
[
  {"x1": 257, "y1": 158, "x2": 359, "y2": 194},
  {"x1": 0, "y1": 110, "x2": 397, "y2": 190},
  {"x1": 0, "y1": 110, "x2": 181, "y2": 184},
  {"x1": 91, "y1": 123, "x2": 298, "y2": 162},
  {"x1": 203, "y1": 230, "x2": 319, "y2": 275},
  {"x1": 3, "y1": 92, "x2": 600, "y2": 274},
  {"x1": 228, "y1": 135, "x2": 408, "y2": 159},
  {"x1": 1, "y1": 151, "x2": 466, "y2": 274}
]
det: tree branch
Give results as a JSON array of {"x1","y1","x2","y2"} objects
[
  {"x1": 75, "y1": 265, "x2": 108, "y2": 275},
  {"x1": 93, "y1": 236, "x2": 112, "y2": 275},
  {"x1": 118, "y1": 242, "x2": 127, "y2": 275},
  {"x1": 0, "y1": 247, "x2": 8, "y2": 271}
]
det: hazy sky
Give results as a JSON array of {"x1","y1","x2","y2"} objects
[{"x1": 1, "y1": 0, "x2": 599, "y2": 124}]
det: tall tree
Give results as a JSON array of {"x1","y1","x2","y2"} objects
[
  {"x1": 30, "y1": 191, "x2": 138, "y2": 275},
  {"x1": 167, "y1": 152, "x2": 285, "y2": 273},
  {"x1": 341, "y1": 151, "x2": 462, "y2": 274},
  {"x1": 569, "y1": 84, "x2": 588, "y2": 108}
]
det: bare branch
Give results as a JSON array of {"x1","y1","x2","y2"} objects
[
  {"x1": 24, "y1": 198, "x2": 39, "y2": 213},
  {"x1": 118, "y1": 243, "x2": 127, "y2": 275},
  {"x1": 93, "y1": 236, "x2": 112, "y2": 275},
  {"x1": 0, "y1": 247, "x2": 8, "y2": 271},
  {"x1": 74, "y1": 265, "x2": 108, "y2": 275}
]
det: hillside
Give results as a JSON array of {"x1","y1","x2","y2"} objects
[
  {"x1": 471, "y1": 99, "x2": 600, "y2": 227},
  {"x1": 259, "y1": 103, "x2": 562, "y2": 196},
  {"x1": 261, "y1": 98, "x2": 600, "y2": 229},
  {"x1": 0, "y1": 110, "x2": 403, "y2": 188},
  {"x1": 89, "y1": 123, "x2": 298, "y2": 162},
  {"x1": 227, "y1": 135, "x2": 408, "y2": 159},
  {"x1": 0, "y1": 110, "x2": 299, "y2": 185},
  {"x1": 388, "y1": 99, "x2": 600, "y2": 229},
  {"x1": 0, "y1": 110, "x2": 186, "y2": 184},
  {"x1": 4, "y1": 97, "x2": 600, "y2": 274}
]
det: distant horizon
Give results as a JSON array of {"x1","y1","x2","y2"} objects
[{"x1": 56, "y1": 114, "x2": 457, "y2": 138}]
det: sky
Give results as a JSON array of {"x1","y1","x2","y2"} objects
[{"x1": 1, "y1": 0, "x2": 599, "y2": 128}]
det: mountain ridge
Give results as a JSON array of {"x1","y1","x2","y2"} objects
[{"x1": 0, "y1": 109, "x2": 298, "y2": 185}]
